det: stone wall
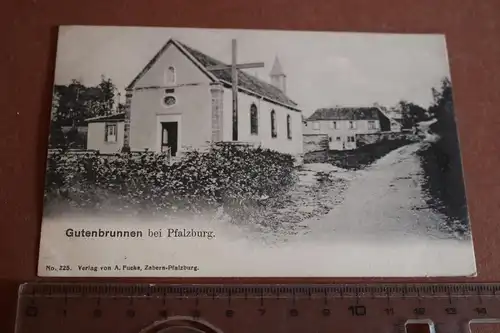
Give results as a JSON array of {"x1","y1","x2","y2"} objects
[
  {"x1": 356, "y1": 130, "x2": 418, "y2": 146},
  {"x1": 303, "y1": 134, "x2": 328, "y2": 153},
  {"x1": 210, "y1": 83, "x2": 224, "y2": 142}
]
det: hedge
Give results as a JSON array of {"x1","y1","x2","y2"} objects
[
  {"x1": 327, "y1": 138, "x2": 415, "y2": 170},
  {"x1": 417, "y1": 140, "x2": 470, "y2": 236},
  {"x1": 303, "y1": 138, "x2": 414, "y2": 170},
  {"x1": 44, "y1": 143, "x2": 297, "y2": 216}
]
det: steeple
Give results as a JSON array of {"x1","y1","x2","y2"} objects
[
  {"x1": 270, "y1": 57, "x2": 285, "y2": 76},
  {"x1": 270, "y1": 56, "x2": 286, "y2": 93}
]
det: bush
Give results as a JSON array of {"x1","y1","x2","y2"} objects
[
  {"x1": 44, "y1": 143, "x2": 296, "y2": 216},
  {"x1": 417, "y1": 141, "x2": 469, "y2": 235},
  {"x1": 65, "y1": 127, "x2": 87, "y2": 149},
  {"x1": 420, "y1": 79, "x2": 470, "y2": 235}
]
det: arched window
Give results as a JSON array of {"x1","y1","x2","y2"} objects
[
  {"x1": 165, "y1": 66, "x2": 176, "y2": 85},
  {"x1": 287, "y1": 114, "x2": 292, "y2": 139},
  {"x1": 271, "y1": 110, "x2": 277, "y2": 138},
  {"x1": 250, "y1": 103, "x2": 258, "y2": 135}
]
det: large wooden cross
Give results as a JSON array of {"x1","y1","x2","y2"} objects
[{"x1": 206, "y1": 39, "x2": 264, "y2": 141}]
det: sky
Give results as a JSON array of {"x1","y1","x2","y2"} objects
[{"x1": 53, "y1": 26, "x2": 452, "y2": 116}]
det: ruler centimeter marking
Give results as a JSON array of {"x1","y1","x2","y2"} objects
[{"x1": 14, "y1": 283, "x2": 500, "y2": 333}]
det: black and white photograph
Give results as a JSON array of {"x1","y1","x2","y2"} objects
[{"x1": 38, "y1": 25, "x2": 476, "y2": 277}]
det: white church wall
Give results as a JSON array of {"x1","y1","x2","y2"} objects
[
  {"x1": 133, "y1": 42, "x2": 210, "y2": 89},
  {"x1": 127, "y1": 42, "x2": 303, "y2": 156},
  {"x1": 128, "y1": 43, "x2": 213, "y2": 152},
  {"x1": 129, "y1": 86, "x2": 212, "y2": 152},
  {"x1": 222, "y1": 87, "x2": 303, "y2": 156}
]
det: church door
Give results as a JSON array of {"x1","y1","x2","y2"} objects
[{"x1": 161, "y1": 122, "x2": 178, "y2": 156}]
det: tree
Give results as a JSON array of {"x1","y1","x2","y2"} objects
[
  {"x1": 96, "y1": 75, "x2": 116, "y2": 116},
  {"x1": 50, "y1": 90, "x2": 61, "y2": 122},
  {"x1": 429, "y1": 77, "x2": 452, "y2": 117},
  {"x1": 48, "y1": 90, "x2": 66, "y2": 148},
  {"x1": 419, "y1": 76, "x2": 468, "y2": 229},
  {"x1": 396, "y1": 100, "x2": 428, "y2": 129},
  {"x1": 397, "y1": 100, "x2": 411, "y2": 129},
  {"x1": 50, "y1": 77, "x2": 118, "y2": 150},
  {"x1": 52, "y1": 76, "x2": 119, "y2": 127},
  {"x1": 428, "y1": 77, "x2": 454, "y2": 135},
  {"x1": 408, "y1": 103, "x2": 428, "y2": 123},
  {"x1": 62, "y1": 79, "x2": 87, "y2": 127}
]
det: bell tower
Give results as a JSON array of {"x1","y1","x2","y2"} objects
[{"x1": 270, "y1": 56, "x2": 286, "y2": 93}]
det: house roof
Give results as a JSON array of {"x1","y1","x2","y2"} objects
[
  {"x1": 85, "y1": 112, "x2": 125, "y2": 123},
  {"x1": 127, "y1": 39, "x2": 300, "y2": 111},
  {"x1": 374, "y1": 106, "x2": 397, "y2": 120},
  {"x1": 307, "y1": 107, "x2": 382, "y2": 121}
]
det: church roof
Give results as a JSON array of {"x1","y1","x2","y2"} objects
[
  {"x1": 127, "y1": 39, "x2": 300, "y2": 111},
  {"x1": 177, "y1": 41, "x2": 299, "y2": 111},
  {"x1": 270, "y1": 57, "x2": 285, "y2": 76},
  {"x1": 307, "y1": 107, "x2": 383, "y2": 121}
]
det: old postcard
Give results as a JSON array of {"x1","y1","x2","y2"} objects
[{"x1": 38, "y1": 25, "x2": 476, "y2": 277}]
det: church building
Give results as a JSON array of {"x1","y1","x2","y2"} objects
[{"x1": 85, "y1": 38, "x2": 304, "y2": 158}]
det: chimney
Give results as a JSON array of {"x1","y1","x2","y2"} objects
[{"x1": 270, "y1": 56, "x2": 286, "y2": 93}]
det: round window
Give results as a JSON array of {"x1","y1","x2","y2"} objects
[{"x1": 163, "y1": 95, "x2": 176, "y2": 107}]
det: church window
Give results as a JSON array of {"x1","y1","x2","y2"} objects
[
  {"x1": 250, "y1": 103, "x2": 258, "y2": 135},
  {"x1": 163, "y1": 95, "x2": 177, "y2": 107},
  {"x1": 165, "y1": 66, "x2": 176, "y2": 85},
  {"x1": 105, "y1": 123, "x2": 117, "y2": 143},
  {"x1": 286, "y1": 114, "x2": 292, "y2": 139},
  {"x1": 271, "y1": 110, "x2": 277, "y2": 138}
]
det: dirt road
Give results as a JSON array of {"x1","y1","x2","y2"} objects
[{"x1": 303, "y1": 141, "x2": 452, "y2": 242}]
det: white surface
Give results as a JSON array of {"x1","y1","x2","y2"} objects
[
  {"x1": 38, "y1": 141, "x2": 476, "y2": 278},
  {"x1": 37, "y1": 214, "x2": 476, "y2": 277}
]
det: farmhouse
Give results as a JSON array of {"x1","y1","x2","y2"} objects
[
  {"x1": 303, "y1": 107, "x2": 392, "y2": 150},
  {"x1": 85, "y1": 38, "x2": 304, "y2": 157},
  {"x1": 389, "y1": 118, "x2": 403, "y2": 132},
  {"x1": 374, "y1": 106, "x2": 404, "y2": 133}
]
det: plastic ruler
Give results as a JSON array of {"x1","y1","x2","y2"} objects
[{"x1": 14, "y1": 282, "x2": 500, "y2": 333}]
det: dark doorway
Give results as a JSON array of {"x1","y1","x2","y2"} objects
[{"x1": 161, "y1": 122, "x2": 178, "y2": 156}]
